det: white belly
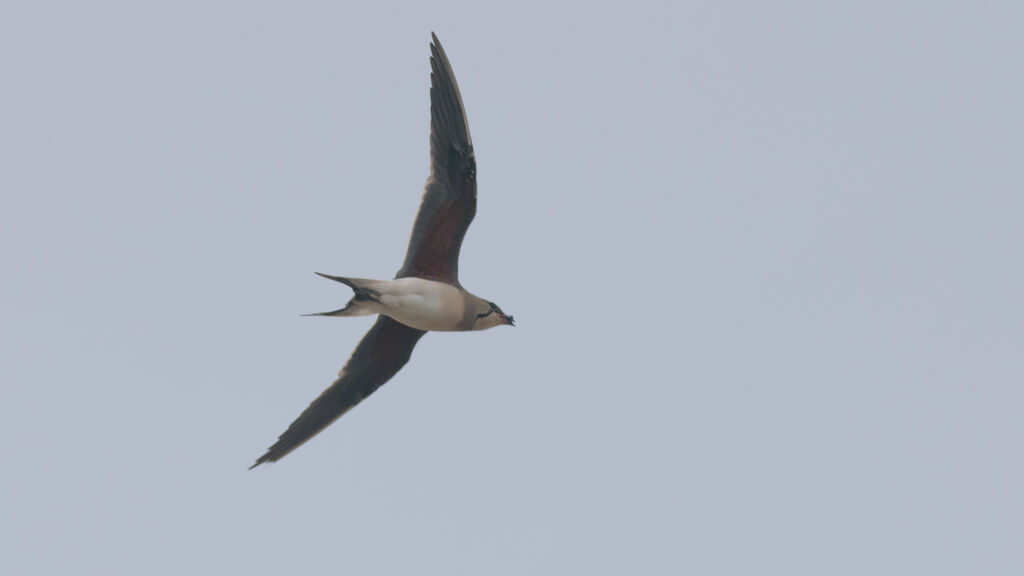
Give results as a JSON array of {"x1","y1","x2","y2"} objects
[{"x1": 370, "y1": 278, "x2": 465, "y2": 332}]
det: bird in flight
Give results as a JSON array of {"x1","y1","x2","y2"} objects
[{"x1": 250, "y1": 33, "x2": 513, "y2": 469}]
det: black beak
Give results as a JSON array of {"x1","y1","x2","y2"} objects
[{"x1": 506, "y1": 315, "x2": 515, "y2": 327}]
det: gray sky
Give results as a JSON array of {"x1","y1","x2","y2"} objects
[{"x1": 2, "y1": 1, "x2": 1022, "y2": 574}]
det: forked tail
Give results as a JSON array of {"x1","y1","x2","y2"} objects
[{"x1": 302, "y1": 273, "x2": 380, "y2": 317}]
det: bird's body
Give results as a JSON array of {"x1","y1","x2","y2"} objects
[
  {"x1": 250, "y1": 33, "x2": 513, "y2": 469},
  {"x1": 310, "y1": 275, "x2": 501, "y2": 332}
]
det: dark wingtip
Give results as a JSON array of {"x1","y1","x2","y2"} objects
[{"x1": 249, "y1": 449, "x2": 280, "y2": 470}]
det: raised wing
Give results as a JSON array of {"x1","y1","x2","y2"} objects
[
  {"x1": 397, "y1": 33, "x2": 477, "y2": 284},
  {"x1": 250, "y1": 316, "x2": 426, "y2": 468}
]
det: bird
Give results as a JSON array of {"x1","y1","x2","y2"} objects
[{"x1": 249, "y1": 33, "x2": 513, "y2": 469}]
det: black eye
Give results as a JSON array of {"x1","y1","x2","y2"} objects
[{"x1": 489, "y1": 302, "x2": 497, "y2": 309}]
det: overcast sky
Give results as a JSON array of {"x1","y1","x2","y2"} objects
[{"x1": 2, "y1": 1, "x2": 1022, "y2": 574}]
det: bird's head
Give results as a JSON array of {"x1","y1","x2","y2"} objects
[{"x1": 471, "y1": 300, "x2": 515, "y2": 330}]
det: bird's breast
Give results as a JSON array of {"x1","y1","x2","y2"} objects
[{"x1": 375, "y1": 277, "x2": 466, "y2": 332}]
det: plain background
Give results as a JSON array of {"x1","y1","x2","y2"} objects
[{"x1": 2, "y1": 1, "x2": 1022, "y2": 574}]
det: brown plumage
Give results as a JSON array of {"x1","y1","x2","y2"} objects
[{"x1": 250, "y1": 33, "x2": 512, "y2": 469}]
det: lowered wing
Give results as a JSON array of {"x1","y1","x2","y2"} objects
[{"x1": 250, "y1": 316, "x2": 426, "y2": 468}]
